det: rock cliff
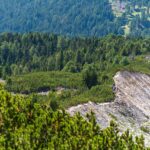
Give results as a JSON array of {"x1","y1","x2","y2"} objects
[{"x1": 67, "y1": 71, "x2": 150, "y2": 146}]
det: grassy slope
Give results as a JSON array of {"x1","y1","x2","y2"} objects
[
  {"x1": 6, "y1": 71, "x2": 83, "y2": 93},
  {"x1": 5, "y1": 55, "x2": 150, "y2": 108},
  {"x1": 63, "y1": 55, "x2": 150, "y2": 107}
]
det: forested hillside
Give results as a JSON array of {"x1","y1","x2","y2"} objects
[
  {"x1": 0, "y1": 33, "x2": 149, "y2": 78},
  {"x1": 1, "y1": 33, "x2": 150, "y2": 108},
  {"x1": 0, "y1": 33, "x2": 150, "y2": 148},
  {"x1": 0, "y1": 0, "x2": 149, "y2": 37}
]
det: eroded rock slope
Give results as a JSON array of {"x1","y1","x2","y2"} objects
[{"x1": 67, "y1": 71, "x2": 150, "y2": 146}]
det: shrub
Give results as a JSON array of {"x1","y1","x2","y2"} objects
[{"x1": 82, "y1": 65, "x2": 98, "y2": 89}]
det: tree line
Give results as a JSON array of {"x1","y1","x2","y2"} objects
[{"x1": 0, "y1": 33, "x2": 150, "y2": 79}]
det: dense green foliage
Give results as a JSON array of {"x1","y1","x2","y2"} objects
[
  {"x1": 0, "y1": 33, "x2": 150, "y2": 78},
  {"x1": 82, "y1": 65, "x2": 98, "y2": 89},
  {"x1": 5, "y1": 70, "x2": 115, "y2": 108},
  {"x1": 0, "y1": 0, "x2": 117, "y2": 36},
  {"x1": 2, "y1": 33, "x2": 150, "y2": 107},
  {"x1": 6, "y1": 71, "x2": 83, "y2": 94},
  {"x1": 0, "y1": 1, "x2": 150, "y2": 148},
  {"x1": 0, "y1": 89, "x2": 149, "y2": 149},
  {"x1": 0, "y1": 0, "x2": 149, "y2": 37}
]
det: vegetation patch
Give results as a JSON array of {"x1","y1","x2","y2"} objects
[
  {"x1": 0, "y1": 34, "x2": 149, "y2": 108},
  {"x1": 0, "y1": 89, "x2": 149, "y2": 149},
  {"x1": 5, "y1": 71, "x2": 83, "y2": 93}
]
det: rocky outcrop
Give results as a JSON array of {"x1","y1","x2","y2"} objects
[{"x1": 67, "y1": 71, "x2": 150, "y2": 146}]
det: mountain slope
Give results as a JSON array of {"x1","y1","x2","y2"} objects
[
  {"x1": 0, "y1": 0, "x2": 117, "y2": 36},
  {"x1": 67, "y1": 71, "x2": 150, "y2": 146},
  {"x1": 0, "y1": 0, "x2": 149, "y2": 37}
]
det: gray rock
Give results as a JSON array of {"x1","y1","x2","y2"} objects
[{"x1": 67, "y1": 71, "x2": 150, "y2": 147}]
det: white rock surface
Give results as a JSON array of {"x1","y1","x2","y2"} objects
[
  {"x1": 0, "y1": 79, "x2": 5, "y2": 84},
  {"x1": 67, "y1": 71, "x2": 150, "y2": 146}
]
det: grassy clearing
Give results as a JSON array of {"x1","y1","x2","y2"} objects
[{"x1": 5, "y1": 71, "x2": 84, "y2": 93}]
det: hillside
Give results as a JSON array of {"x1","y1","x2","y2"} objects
[
  {"x1": 0, "y1": 87, "x2": 148, "y2": 149},
  {"x1": 0, "y1": 1, "x2": 150, "y2": 148},
  {"x1": 0, "y1": 0, "x2": 149, "y2": 37},
  {"x1": 2, "y1": 33, "x2": 150, "y2": 108},
  {"x1": 67, "y1": 71, "x2": 150, "y2": 147}
]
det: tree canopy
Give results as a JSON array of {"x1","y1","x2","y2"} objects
[
  {"x1": 0, "y1": 0, "x2": 149, "y2": 37},
  {"x1": 0, "y1": 88, "x2": 148, "y2": 149}
]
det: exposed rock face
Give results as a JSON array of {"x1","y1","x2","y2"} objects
[{"x1": 67, "y1": 71, "x2": 150, "y2": 146}]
